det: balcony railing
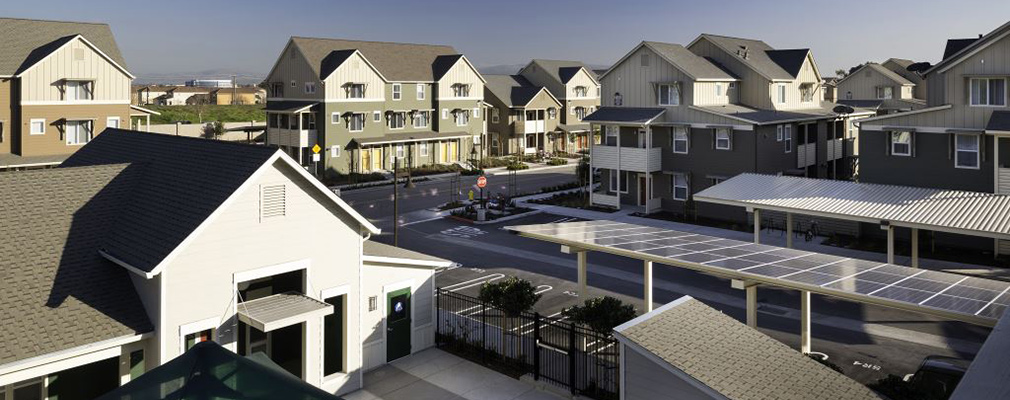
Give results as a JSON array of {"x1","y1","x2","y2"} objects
[
  {"x1": 591, "y1": 145, "x2": 662, "y2": 172},
  {"x1": 267, "y1": 127, "x2": 317, "y2": 148},
  {"x1": 591, "y1": 192, "x2": 620, "y2": 208}
]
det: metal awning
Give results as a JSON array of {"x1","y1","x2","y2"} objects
[
  {"x1": 507, "y1": 220, "x2": 1010, "y2": 327},
  {"x1": 694, "y1": 173, "x2": 1010, "y2": 241},
  {"x1": 556, "y1": 123, "x2": 591, "y2": 133},
  {"x1": 237, "y1": 292, "x2": 333, "y2": 332},
  {"x1": 265, "y1": 100, "x2": 318, "y2": 113}
]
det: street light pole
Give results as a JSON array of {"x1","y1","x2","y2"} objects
[{"x1": 393, "y1": 157, "x2": 399, "y2": 247}]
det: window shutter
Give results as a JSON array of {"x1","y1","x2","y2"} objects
[
  {"x1": 910, "y1": 132, "x2": 916, "y2": 157},
  {"x1": 260, "y1": 184, "x2": 286, "y2": 220},
  {"x1": 948, "y1": 132, "x2": 953, "y2": 160}
]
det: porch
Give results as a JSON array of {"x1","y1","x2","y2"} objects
[{"x1": 265, "y1": 101, "x2": 320, "y2": 165}]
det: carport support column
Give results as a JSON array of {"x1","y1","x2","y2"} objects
[
  {"x1": 746, "y1": 284, "x2": 758, "y2": 328},
  {"x1": 786, "y1": 213, "x2": 793, "y2": 248},
  {"x1": 911, "y1": 228, "x2": 919, "y2": 268},
  {"x1": 643, "y1": 260, "x2": 653, "y2": 312},
  {"x1": 800, "y1": 290, "x2": 811, "y2": 354},
  {"x1": 886, "y1": 225, "x2": 895, "y2": 265},
  {"x1": 753, "y1": 209, "x2": 761, "y2": 244},
  {"x1": 578, "y1": 251, "x2": 588, "y2": 297}
]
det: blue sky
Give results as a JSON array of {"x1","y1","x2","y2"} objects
[{"x1": 3, "y1": 0, "x2": 1009, "y2": 79}]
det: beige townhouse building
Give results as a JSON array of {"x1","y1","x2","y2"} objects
[
  {"x1": 0, "y1": 18, "x2": 156, "y2": 170},
  {"x1": 263, "y1": 37, "x2": 486, "y2": 176},
  {"x1": 836, "y1": 60, "x2": 927, "y2": 115}
]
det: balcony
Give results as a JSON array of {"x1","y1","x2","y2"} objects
[
  {"x1": 825, "y1": 138, "x2": 845, "y2": 161},
  {"x1": 591, "y1": 145, "x2": 661, "y2": 172},
  {"x1": 591, "y1": 192, "x2": 620, "y2": 208},
  {"x1": 267, "y1": 127, "x2": 317, "y2": 148},
  {"x1": 796, "y1": 143, "x2": 817, "y2": 168}
]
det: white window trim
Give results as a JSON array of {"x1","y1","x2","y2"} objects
[
  {"x1": 969, "y1": 77, "x2": 1007, "y2": 107},
  {"x1": 416, "y1": 84, "x2": 425, "y2": 100},
  {"x1": 658, "y1": 84, "x2": 680, "y2": 106},
  {"x1": 777, "y1": 84, "x2": 787, "y2": 104},
  {"x1": 330, "y1": 145, "x2": 341, "y2": 158},
  {"x1": 30, "y1": 118, "x2": 46, "y2": 135},
  {"x1": 783, "y1": 125, "x2": 792, "y2": 153},
  {"x1": 420, "y1": 142, "x2": 429, "y2": 156},
  {"x1": 106, "y1": 116, "x2": 120, "y2": 129},
  {"x1": 609, "y1": 170, "x2": 629, "y2": 194},
  {"x1": 389, "y1": 112, "x2": 406, "y2": 130},
  {"x1": 64, "y1": 120, "x2": 92, "y2": 146},
  {"x1": 413, "y1": 111, "x2": 429, "y2": 128},
  {"x1": 672, "y1": 127, "x2": 689, "y2": 154},
  {"x1": 179, "y1": 317, "x2": 219, "y2": 354},
  {"x1": 890, "y1": 131, "x2": 912, "y2": 157},
  {"x1": 442, "y1": 109, "x2": 449, "y2": 120},
  {"x1": 715, "y1": 129, "x2": 731, "y2": 150},
  {"x1": 392, "y1": 83, "x2": 402, "y2": 101},
  {"x1": 331, "y1": 112, "x2": 341, "y2": 124},
  {"x1": 350, "y1": 113, "x2": 365, "y2": 132},
  {"x1": 305, "y1": 82, "x2": 316, "y2": 94},
  {"x1": 955, "y1": 134, "x2": 981, "y2": 170},
  {"x1": 320, "y1": 284, "x2": 351, "y2": 382},
  {"x1": 672, "y1": 174, "x2": 689, "y2": 201}
]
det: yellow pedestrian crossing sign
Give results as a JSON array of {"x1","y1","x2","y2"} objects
[{"x1": 312, "y1": 144, "x2": 322, "y2": 154}]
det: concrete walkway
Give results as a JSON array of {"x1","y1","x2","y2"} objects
[{"x1": 343, "y1": 348, "x2": 563, "y2": 400}]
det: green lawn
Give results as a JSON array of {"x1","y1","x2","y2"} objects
[{"x1": 145, "y1": 104, "x2": 265, "y2": 124}]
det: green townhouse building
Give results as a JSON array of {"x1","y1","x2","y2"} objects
[{"x1": 263, "y1": 37, "x2": 487, "y2": 176}]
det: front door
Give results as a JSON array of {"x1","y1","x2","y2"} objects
[
  {"x1": 439, "y1": 142, "x2": 449, "y2": 163},
  {"x1": 639, "y1": 176, "x2": 647, "y2": 205},
  {"x1": 386, "y1": 288, "x2": 411, "y2": 362},
  {"x1": 371, "y1": 148, "x2": 383, "y2": 171},
  {"x1": 361, "y1": 149, "x2": 371, "y2": 172},
  {"x1": 449, "y1": 141, "x2": 458, "y2": 162}
]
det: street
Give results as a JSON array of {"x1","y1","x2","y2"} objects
[{"x1": 342, "y1": 168, "x2": 991, "y2": 386}]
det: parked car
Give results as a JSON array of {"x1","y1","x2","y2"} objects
[{"x1": 903, "y1": 356, "x2": 971, "y2": 400}]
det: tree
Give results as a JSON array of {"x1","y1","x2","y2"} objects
[
  {"x1": 834, "y1": 69, "x2": 848, "y2": 79},
  {"x1": 203, "y1": 121, "x2": 224, "y2": 140},
  {"x1": 479, "y1": 276, "x2": 542, "y2": 317},
  {"x1": 562, "y1": 296, "x2": 637, "y2": 334},
  {"x1": 577, "y1": 153, "x2": 591, "y2": 205}
]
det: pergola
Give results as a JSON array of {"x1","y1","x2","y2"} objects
[{"x1": 507, "y1": 220, "x2": 1010, "y2": 354}]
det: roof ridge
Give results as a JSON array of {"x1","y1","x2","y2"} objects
[
  {"x1": 700, "y1": 33, "x2": 769, "y2": 44},
  {"x1": 103, "y1": 129, "x2": 280, "y2": 153},
  {"x1": 0, "y1": 17, "x2": 111, "y2": 26},
  {"x1": 290, "y1": 36, "x2": 455, "y2": 49}
]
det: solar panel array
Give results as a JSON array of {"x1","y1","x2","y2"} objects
[{"x1": 510, "y1": 220, "x2": 1010, "y2": 322}]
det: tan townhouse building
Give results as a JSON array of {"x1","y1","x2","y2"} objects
[
  {"x1": 0, "y1": 18, "x2": 156, "y2": 170},
  {"x1": 519, "y1": 60, "x2": 601, "y2": 153},
  {"x1": 263, "y1": 37, "x2": 486, "y2": 176},
  {"x1": 836, "y1": 60, "x2": 926, "y2": 115}
]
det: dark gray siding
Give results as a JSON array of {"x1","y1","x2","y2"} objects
[{"x1": 859, "y1": 129, "x2": 993, "y2": 192}]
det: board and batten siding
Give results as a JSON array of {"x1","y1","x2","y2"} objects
[
  {"x1": 688, "y1": 37, "x2": 772, "y2": 109},
  {"x1": 435, "y1": 58, "x2": 483, "y2": 101},
  {"x1": 360, "y1": 263, "x2": 435, "y2": 371},
  {"x1": 692, "y1": 81, "x2": 735, "y2": 105},
  {"x1": 266, "y1": 41, "x2": 325, "y2": 101},
  {"x1": 565, "y1": 68, "x2": 599, "y2": 99},
  {"x1": 622, "y1": 344, "x2": 716, "y2": 400},
  {"x1": 771, "y1": 55, "x2": 822, "y2": 110},
  {"x1": 325, "y1": 52, "x2": 385, "y2": 102},
  {"x1": 19, "y1": 37, "x2": 131, "y2": 103},
  {"x1": 159, "y1": 160, "x2": 365, "y2": 394},
  {"x1": 837, "y1": 66, "x2": 908, "y2": 101},
  {"x1": 601, "y1": 45, "x2": 696, "y2": 110}
]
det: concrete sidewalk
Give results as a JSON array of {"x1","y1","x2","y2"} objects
[{"x1": 343, "y1": 348, "x2": 563, "y2": 400}]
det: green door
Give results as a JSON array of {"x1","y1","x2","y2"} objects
[{"x1": 386, "y1": 288, "x2": 412, "y2": 362}]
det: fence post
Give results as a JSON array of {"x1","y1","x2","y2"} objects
[
  {"x1": 533, "y1": 312, "x2": 541, "y2": 381},
  {"x1": 569, "y1": 325, "x2": 577, "y2": 395},
  {"x1": 435, "y1": 289, "x2": 441, "y2": 347},
  {"x1": 481, "y1": 301, "x2": 488, "y2": 365}
]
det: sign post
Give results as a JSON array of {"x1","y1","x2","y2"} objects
[
  {"x1": 311, "y1": 144, "x2": 322, "y2": 177},
  {"x1": 476, "y1": 175, "x2": 487, "y2": 209}
]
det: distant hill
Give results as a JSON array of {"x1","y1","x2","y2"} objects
[{"x1": 134, "y1": 68, "x2": 265, "y2": 86}]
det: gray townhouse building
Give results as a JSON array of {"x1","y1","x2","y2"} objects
[
  {"x1": 835, "y1": 59, "x2": 927, "y2": 115},
  {"x1": 586, "y1": 36, "x2": 873, "y2": 219},
  {"x1": 263, "y1": 37, "x2": 486, "y2": 176},
  {"x1": 858, "y1": 20, "x2": 1010, "y2": 253},
  {"x1": 483, "y1": 59, "x2": 601, "y2": 157}
]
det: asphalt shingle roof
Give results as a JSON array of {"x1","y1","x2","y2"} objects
[
  {"x1": 363, "y1": 241, "x2": 450, "y2": 265},
  {"x1": 694, "y1": 34, "x2": 795, "y2": 80},
  {"x1": 528, "y1": 59, "x2": 596, "y2": 84},
  {"x1": 0, "y1": 164, "x2": 153, "y2": 364},
  {"x1": 696, "y1": 104, "x2": 844, "y2": 124},
  {"x1": 0, "y1": 18, "x2": 126, "y2": 75},
  {"x1": 987, "y1": 111, "x2": 1010, "y2": 132},
  {"x1": 582, "y1": 107, "x2": 665, "y2": 124},
  {"x1": 291, "y1": 37, "x2": 460, "y2": 81},
  {"x1": 484, "y1": 74, "x2": 548, "y2": 107},
  {"x1": 617, "y1": 297, "x2": 881, "y2": 400},
  {"x1": 943, "y1": 38, "x2": 979, "y2": 60},
  {"x1": 643, "y1": 41, "x2": 737, "y2": 80},
  {"x1": 766, "y1": 49, "x2": 810, "y2": 78},
  {"x1": 60, "y1": 129, "x2": 279, "y2": 273}
]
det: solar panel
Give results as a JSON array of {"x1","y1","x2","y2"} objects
[{"x1": 508, "y1": 220, "x2": 1010, "y2": 325}]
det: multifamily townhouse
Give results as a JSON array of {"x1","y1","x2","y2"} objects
[
  {"x1": 483, "y1": 74, "x2": 562, "y2": 156},
  {"x1": 0, "y1": 130, "x2": 449, "y2": 398},
  {"x1": 517, "y1": 60, "x2": 601, "y2": 154},
  {"x1": 858, "y1": 20, "x2": 1010, "y2": 253},
  {"x1": 263, "y1": 37, "x2": 486, "y2": 176},
  {"x1": 0, "y1": 18, "x2": 157, "y2": 170},
  {"x1": 587, "y1": 37, "x2": 873, "y2": 219},
  {"x1": 836, "y1": 61, "x2": 926, "y2": 115}
]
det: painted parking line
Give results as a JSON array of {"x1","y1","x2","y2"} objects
[
  {"x1": 460, "y1": 285, "x2": 554, "y2": 317},
  {"x1": 443, "y1": 273, "x2": 505, "y2": 292}
]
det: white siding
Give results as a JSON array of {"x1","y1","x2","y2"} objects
[
  {"x1": 565, "y1": 68, "x2": 600, "y2": 100},
  {"x1": 20, "y1": 37, "x2": 131, "y2": 103},
  {"x1": 324, "y1": 52, "x2": 385, "y2": 102},
  {"x1": 436, "y1": 58, "x2": 484, "y2": 101},
  {"x1": 360, "y1": 263, "x2": 435, "y2": 371}
]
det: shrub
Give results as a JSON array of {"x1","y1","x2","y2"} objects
[
  {"x1": 562, "y1": 296, "x2": 637, "y2": 334},
  {"x1": 507, "y1": 162, "x2": 529, "y2": 171},
  {"x1": 479, "y1": 276, "x2": 542, "y2": 317},
  {"x1": 545, "y1": 158, "x2": 567, "y2": 166},
  {"x1": 478, "y1": 158, "x2": 513, "y2": 169}
]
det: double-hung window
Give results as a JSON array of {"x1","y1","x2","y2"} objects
[
  {"x1": 392, "y1": 84, "x2": 401, "y2": 100},
  {"x1": 605, "y1": 126, "x2": 619, "y2": 146},
  {"x1": 876, "y1": 86, "x2": 893, "y2": 100},
  {"x1": 349, "y1": 113, "x2": 365, "y2": 132},
  {"x1": 420, "y1": 142, "x2": 429, "y2": 156},
  {"x1": 658, "y1": 83, "x2": 680, "y2": 106},
  {"x1": 491, "y1": 108, "x2": 500, "y2": 123},
  {"x1": 715, "y1": 83, "x2": 723, "y2": 97},
  {"x1": 574, "y1": 107, "x2": 587, "y2": 120},
  {"x1": 548, "y1": 108, "x2": 557, "y2": 119},
  {"x1": 890, "y1": 131, "x2": 911, "y2": 156},
  {"x1": 777, "y1": 84, "x2": 787, "y2": 104},
  {"x1": 970, "y1": 78, "x2": 1007, "y2": 106},
  {"x1": 389, "y1": 112, "x2": 406, "y2": 129},
  {"x1": 955, "y1": 134, "x2": 980, "y2": 169},
  {"x1": 64, "y1": 120, "x2": 92, "y2": 145},
  {"x1": 305, "y1": 82, "x2": 316, "y2": 94},
  {"x1": 454, "y1": 109, "x2": 470, "y2": 126},
  {"x1": 395, "y1": 144, "x2": 405, "y2": 159},
  {"x1": 416, "y1": 84, "x2": 425, "y2": 100},
  {"x1": 672, "y1": 174, "x2": 688, "y2": 201},
  {"x1": 65, "y1": 80, "x2": 93, "y2": 101},
  {"x1": 574, "y1": 86, "x2": 587, "y2": 97},
  {"x1": 800, "y1": 83, "x2": 814, "y2": 102},
  {"x1": 348, "y1": 84, "x2": 365, "y2": 99},
  {"x1": 107, "y1": 117, "x2": 120, "y2": 129},
  {"x1": 413, "y1": 111, "x2": 429, "y2": 128},
  {"x1": 452, "y1": 84, "x2": 470, "y2": 97},
  {"x1": 783, "y1": 125, "x2": 792, "y2": 153},
  {"x1": 715, "y1": 128, "x2": 731, "y2": 150},
  {"x1": 672, "y1": 126, "x2": 689, "y2": 154}
]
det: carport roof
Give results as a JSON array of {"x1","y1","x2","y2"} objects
[{"x1": 694, "y1": 173, "x2": 1010, "y2": 240}]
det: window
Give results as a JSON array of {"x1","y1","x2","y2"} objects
[
  {"x1": 473, "y1": 107, "x2": 480, "y2": 118},
  {"x1": 349, "y1": 113, "x2": 365, "y2": 132},
  {"x1": 348, "y1": 83, "x2": 365, "y2": 99},
  {"x1": 323, "y1": 294, "x2": 345, "y2": 376},
  {"x1": 955, "y1": 134, "x2": 980, "y2": 169},
  {"x1": 396, "y1": 144, "x2": 405, "y2": 158},
  {"x1": 270, "y1": 82, "x2": 284, "y2": 98},
  {"x1": 129, "y1": 349, "x2": 145, "y2": 380},
  {"x1": 291, "y1": 80, "x2": 296, "y2": 87},
  {"x1": 65, "y1": 80, "x2": 93, "y2": 101},
  {"x1": 891, "y1": 131, "x2": 911, "y2": 156},
  {"x1": 777, "y1": 84, "x2": 786, "y2": 103},
  {"x1": 597, "y1": 86, "x2": 601, "y2": 97},
  {"x1": 331, "y1": 112, "x2": 341, "y2": 124},
  {"x1": 800, "y1": 83, "x2": 814, "y2": 102},
  {"x1": 64, "y1": 120, "x2": 92, "y2": 145},
  {"x1": 454, "y1": 109, "x2": 470, "y2": 126},
  {"x1": 574, "y1": 86, "x2": 588, "y2": 97},
  {"x1": 389, "y1": 112, "x2": 406, "y2": 129},
  {"x1": 574, "y1": 107, "x2": 587, "y2": 120},
  {"x1": 640, "y1": 54, "x2": 650, "y2": 67},
  {"x1": 672, "y1": 126, "x2": 688, "y2": 154},
  {"x1": 876, "y1": 86, "x2": 893, "y2": 100},
  {"x1": 452, "y1": 83, "x2": 470, "y2": 97},
  {"x1": 609, "y1": 170, "x2": 628, "y2": 193},
  {"x1": 107, "y1": 117, "x2": 120, "y2": 129},
  {"x1": 672, "y1": 174, "x2": 688, "y2": 201},
  {"x1": 729, "y1": 82, "x2": 736, "y2": 90},
  {"x1": 373, "y1": 111, "x2": 381, "y2": 122},
  {"x1": 413, "y1": 111, "x2": 429, "y2": 128},
  {"x1": 330, "y1": 145, "x2": 341, "y2": 158},
  {"x1": 392, "y1": 83, "x2": 401, "y2": 100},
  {"x1": 305, "y1": 82, "x2": 316, "y2": 94},
  {"x1": 185, "y1": 329, "x2": 214, "y2": 350},
  {"x1": 442, "y1": 109, "x2": 449, "y2": 120},
  {"x1": 420, "y1": 142, "x2": 428, "y2": 156},
  {"x1": 783, "y1": 125, "x2": 792, "y2": 153},
  {"x1": 846, "y1": 91, "x2": 853, "y2": 100},
  {"x1": 776, "y1": 125, "x2": 783, "y2": 142},
  {"x1": 710, "y1": 177, "x2": 727, "y2": 186},
  {"x1": 658, "y1": 84, "x2": 680, "y2": 106},
  {"x1": 614, "y1": 92, "x2": 623, "y2": 106},
  {"x1": 548, "y1": 108, "x2": 557, "y2": 119},
  {"x1": 605, "y1": 126, "x2": 619, "y2": 146},
  {"x1": 491, "y1": 108, "x2": 500, "y2": 123},
  {"x1": 368, "y1": 296, "x2": 378, "y2": 312},
  {"x1": 715, "y1": 128, "x2": 731, "y2": 150},
  {"x1": 970, "y1": 78, "x2": 1006, "y2": 106},
  {"x1": 12, "y1": 380, "x2": 42, "y2": 400}
]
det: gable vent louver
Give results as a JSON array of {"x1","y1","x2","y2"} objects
[{"x1": 260, "y1": 184, "x2": 286, "y2": 220}]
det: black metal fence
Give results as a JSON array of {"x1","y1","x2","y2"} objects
[{"x1": 435, "y1": 288, "x2": 620, "y2": 400}]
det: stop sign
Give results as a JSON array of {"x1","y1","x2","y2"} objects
[{"x1": 476, "y1": 175, "x2": 487, "y2": 188}]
